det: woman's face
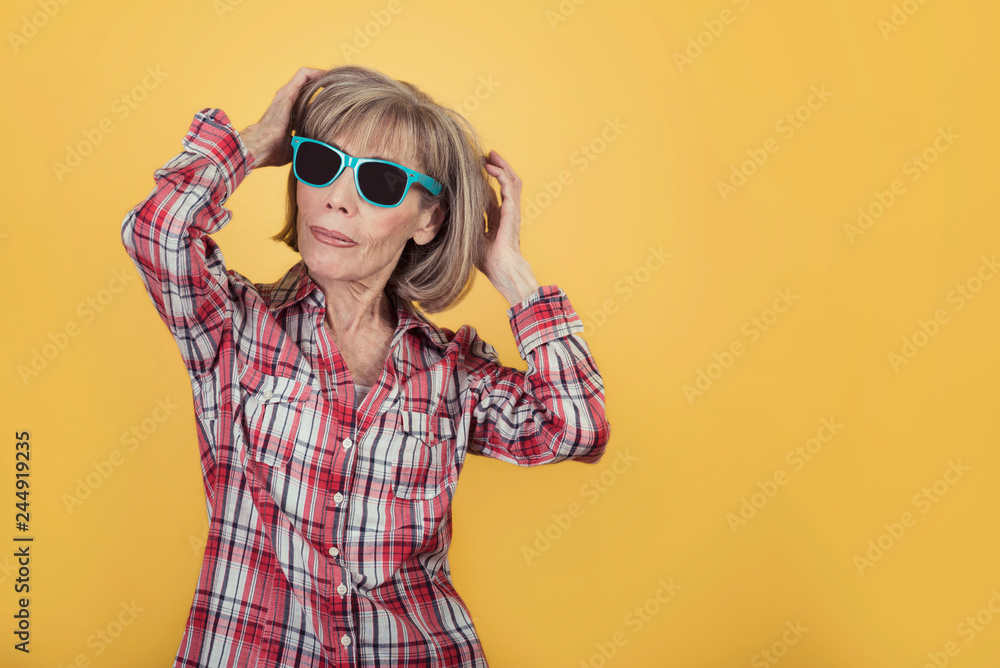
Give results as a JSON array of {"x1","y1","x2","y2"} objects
[{"x1": 296, "y1": 133, "x2": 443, "y2": 290}]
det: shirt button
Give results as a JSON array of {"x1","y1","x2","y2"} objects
[
  {"x1": 333, "y1": 492, "x2": 344, "y2": 504},
  {"x1": 337, "y1": 583, "x2": 348, "y2": 596},
  {"x1": 261, "y1": 390, "x2": 273, "y2": 401},
  {"x1": 329, "y1": 546, "x2": 339, "y2": 557},
  {"x1": 342, "y1": 437, "x2": 353, "y2": 449},
  {"x1": 340, "y1": 634, "x2": 351, "y2": 647}
]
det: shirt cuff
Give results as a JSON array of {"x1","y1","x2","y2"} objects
[
  {"x1": 506, "y1": 285, "x2": 585, "y2": 359},
  {"x1": 181, "y1": 108, "x2": 256, "y2": 199}
]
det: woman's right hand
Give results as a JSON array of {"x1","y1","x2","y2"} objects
[{"x1": 240, "y1": 66, "x2": 326, "y2": 169}]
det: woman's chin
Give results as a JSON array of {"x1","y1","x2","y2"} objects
[{"x1": 302, "y1": 252, "x2": 362, "y2": 284}]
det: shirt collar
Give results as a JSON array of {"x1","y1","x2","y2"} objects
[{"x1": 260, "y1": 259, "x2": 451, "y2": 351}]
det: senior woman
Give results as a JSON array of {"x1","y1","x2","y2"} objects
[{"x1": 121, "y1": 65, "x2": 610, "y2": 667}]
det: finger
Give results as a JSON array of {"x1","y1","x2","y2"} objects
[
  {"x1": 296, "y1": 68, "x2": 325, "y2": 87},
  {"x1": 485, "y1": 161, "x2": 514, "y2": 182},
  {"x1": 293, "y1": 66, "x2": 324, "y2": 83},
  {"x1": 488, "y1": 150, "x2": 516, "y2": 172},
  {"x1": 485, "y1": 154, "x2": 521, "y2": 190},
  {"x1": 275, "y1": 70, "x2": 321, "y2": 116},
  {"x1": 484, "y1": 153, "x2": 510, "y2": 176},
  {"x1": 279, "y1": 68, "x2": 323, "y2": 97},
  {"x1": 486, "y1": 164, "x2": 521, "y2": 202}
]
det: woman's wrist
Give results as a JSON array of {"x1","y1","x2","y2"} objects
[
  {"x1": 491, "y1": 256, "x2": 541, "y2": 308},
  {"x1": 238, "y1": 124, "x2": 266, "y2": 167}
]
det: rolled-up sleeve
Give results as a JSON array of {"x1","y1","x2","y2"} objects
[{"x1": 466, "y1": 285, "x2": 611, "y2": 466}]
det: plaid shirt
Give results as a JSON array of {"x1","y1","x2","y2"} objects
[{"x1": 120, "y1": 108, "x2": 611, "y2": 667}]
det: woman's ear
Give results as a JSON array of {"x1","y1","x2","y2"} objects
[{"x1": 412, "y1": 200, "x2": 447, "y2": 246}]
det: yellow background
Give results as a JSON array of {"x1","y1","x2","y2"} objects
[{"x1": 3, "y1": 0, "x2": 999, "y2": 666}]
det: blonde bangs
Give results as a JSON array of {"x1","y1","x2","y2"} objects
[{"x1": 304, "y1": 98, "x2": 428, "y2": 178}]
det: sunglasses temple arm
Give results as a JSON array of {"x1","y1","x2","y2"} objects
[{"x1": 414, "y1": 173, "x2": 443, "y2": 196}]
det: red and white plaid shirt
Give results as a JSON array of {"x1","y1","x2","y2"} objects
[{"x1": 120, "y1": 108, "x2": 611, "y2": 667}]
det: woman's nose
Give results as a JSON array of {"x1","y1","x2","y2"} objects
[{"x1": 324, "y1": 166, "x2": 360, "y2": 208}]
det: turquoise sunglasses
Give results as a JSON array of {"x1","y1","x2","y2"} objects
[{"x1": 290, "y1": 135, "x2": 443, "y2": 208}]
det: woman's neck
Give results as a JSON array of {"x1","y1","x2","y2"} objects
[{"x1": 323, "y1": 284, "x2": 396, "y2": 340}]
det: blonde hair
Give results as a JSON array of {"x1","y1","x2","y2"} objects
[{"x1": 273, "y1": 65, "x2": 492, "y2": 314}]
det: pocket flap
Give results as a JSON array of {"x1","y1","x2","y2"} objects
[
  {"x1": 238, "y1": 363, "x2": 313, "y2": 404},
  {"x1": 399, "y1": 410, "x2": 455, "y2": 445}
]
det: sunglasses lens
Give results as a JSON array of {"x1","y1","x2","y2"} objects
[
  {"x1": 358, "y1": 162, "x2": 409, "y2": 206},
  {"x1": 295, "y1": 141, "x2": 342, "y2": 186}
]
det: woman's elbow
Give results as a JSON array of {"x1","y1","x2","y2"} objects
[{"x1": 566, "y1": 411, "x2": 611, "y2": 464}]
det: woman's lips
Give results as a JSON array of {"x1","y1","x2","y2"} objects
[{"x1": 310, "y1": 226, "x2": 357, "y2": 247}]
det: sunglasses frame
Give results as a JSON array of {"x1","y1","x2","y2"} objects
[{"x1": 290, "y1": 135, "x2": 443, "y2": 208}]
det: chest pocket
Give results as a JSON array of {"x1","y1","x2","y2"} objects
[
  {"x1": 392, "y1": 410, "x2": 457, "y2": 500},
  {"x1": 238, "y1": 363, "x2": 314, "y2": 468}
]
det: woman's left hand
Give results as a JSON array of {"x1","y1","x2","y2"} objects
[{"x1": 480, "y1": 150, "x2": 541, "y2": 307}]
